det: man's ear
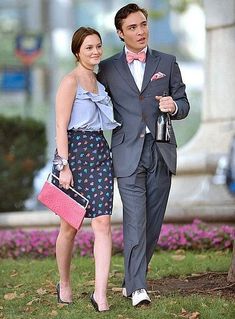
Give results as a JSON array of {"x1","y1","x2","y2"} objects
[{"x1": 117, "y1": 29, "x2": 124, "y2": 40}]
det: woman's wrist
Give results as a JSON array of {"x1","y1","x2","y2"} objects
[{"x1": 53, "y1": 154, "x2": 68, "y2": 171}]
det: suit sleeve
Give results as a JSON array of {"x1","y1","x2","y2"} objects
[
  {"x1": 170, "y1": 57, "x2": 190, "y2": 120},
  {"x1": 97, "y1": 62, "x2": 110, "y2": 94}
]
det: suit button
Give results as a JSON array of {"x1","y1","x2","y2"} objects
[
  {"x1": 139, "y1": 95, "x2": 144, "y2": 101},
  {"x1": 140, "y1": 133, "x2": 145, "y2": 138}
]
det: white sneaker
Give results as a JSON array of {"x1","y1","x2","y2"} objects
[
  {"x1": 132, "y1": 289, "x2": 151, "y2": 307},
  {"x1": 122, "y1": 287, "x2": 131, "y2": 299}
]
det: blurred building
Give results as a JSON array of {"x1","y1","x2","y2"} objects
[
  {"x1": 0, "y1": 0, "x2": 204, "y2": 125},
  {"x1": 0, "y1": 0, "x2": 205, "y2": 211}
]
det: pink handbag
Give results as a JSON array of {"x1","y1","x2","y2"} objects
[{"x1": 37, "y1": 173, "x2": 89, "y2": 230}]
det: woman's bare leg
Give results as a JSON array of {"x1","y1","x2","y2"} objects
[
  {"x1": 91, "y1": 215, "x2": 112, "y2": 311},
  {"x1": 56, "y1": 218, "x2": 77, "y2": 302}
]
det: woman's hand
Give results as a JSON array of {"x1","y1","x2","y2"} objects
[{"x1": 59, "y1": 166, "x2": 74, "y2": 189}]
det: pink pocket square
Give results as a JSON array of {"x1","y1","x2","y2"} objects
[{"x1": 151, "y1": 72, "x2": 166, "y2": 81}]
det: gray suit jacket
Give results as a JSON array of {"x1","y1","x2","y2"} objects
[{"x1": 97, "y1": 47, "x2": 190, "y2": 177}]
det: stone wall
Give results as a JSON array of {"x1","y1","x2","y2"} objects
[{"x1": 166, "y1": 0, "x2": 235, "y2": 222}]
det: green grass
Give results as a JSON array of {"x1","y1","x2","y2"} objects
[
  {"x1": 149, "y1": 250, "x2": 232, "y2": 278},
  {"x1": 0, "y1": 251, "x2": 234, "y2": 319}
]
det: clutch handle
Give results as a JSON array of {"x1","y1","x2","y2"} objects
[{"x1": 49, "y1": 173, "x2": 89, "y2": 209}]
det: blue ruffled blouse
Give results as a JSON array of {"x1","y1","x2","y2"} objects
[{"x1": 68, "y1": 81, "x2": 120, "y2": 131}]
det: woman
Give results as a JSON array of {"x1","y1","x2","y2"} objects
[{"x1": 53, "y1": 27, "x2": 119, "y2": 312}]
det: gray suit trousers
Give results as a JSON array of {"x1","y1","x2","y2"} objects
[{"x1": 117, "y1": 134, "x2": 172, "y2": 296}]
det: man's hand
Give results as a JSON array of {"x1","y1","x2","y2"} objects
[{"x1": 155, "y1": 95, "x2": 176, "y2": 114}]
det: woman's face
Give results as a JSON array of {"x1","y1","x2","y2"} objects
[{"x1": 78, "y1": 34, "x2": 102, "y2": 67}]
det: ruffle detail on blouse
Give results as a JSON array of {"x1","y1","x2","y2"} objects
[{"x1": 76, "y1": 83, "x2": 120, "y2": 130}]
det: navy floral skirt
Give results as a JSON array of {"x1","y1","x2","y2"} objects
[{"x1": 53, "y1": 130, "x2": 114, "y2": 218}]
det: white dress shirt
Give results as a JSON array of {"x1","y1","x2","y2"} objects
[
  {"x1": 125, "y1": 47, "x2": 178, "y2": 133},
  {"x1": 125, "y1": 47, "x2": 151, "y2": 133}
]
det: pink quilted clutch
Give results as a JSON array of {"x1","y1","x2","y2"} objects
[{"x1": 37, "y1": 174, "x2": 89, "y2": 230}]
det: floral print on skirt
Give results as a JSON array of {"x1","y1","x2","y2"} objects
[{"x1": 53, "y1": 130, "x2": 114, "y2": 218}]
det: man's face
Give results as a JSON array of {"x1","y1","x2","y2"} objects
[{"x1": 117, "y1": 11, "x2": 149, "y2": 53}]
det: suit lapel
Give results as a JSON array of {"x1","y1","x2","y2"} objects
[
  {"x1": 141, "y1": 48, "x2": 161, "y2": 93},
  {"x1": 113, "y1": 50, "x2": 140, "y2": 93}
]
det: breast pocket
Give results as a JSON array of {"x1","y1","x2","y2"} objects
[{"x1": 147, "y1": 77, "x2": 169, "y2": 96}]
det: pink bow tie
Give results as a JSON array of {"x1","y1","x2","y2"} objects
[{"x1": 126, "y1": 51, "x2": 146, "y2": 64}]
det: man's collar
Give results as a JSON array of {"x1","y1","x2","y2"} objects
[{"x1": 124, "y1": 46, "x2": 147, "y2": 54}]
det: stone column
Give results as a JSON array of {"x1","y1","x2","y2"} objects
[{"x1": 166, "y1": 0, "x2": 235, "y2": 222}]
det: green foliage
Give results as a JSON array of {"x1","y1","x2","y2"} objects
[
  {"x1": 148, "y1": 9, "x2": 166, "y2": 20},
  {"x1": 170, "y1": 0, "x2": 203, "y2": 12},
  {"x1": 0, "y1": 116, "x2": 47, "y2": 212},
  {"x1": 173, "y1": 89, "x2": 202, "y2": 147}
]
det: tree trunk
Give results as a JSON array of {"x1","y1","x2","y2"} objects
[{"x1": 227, "y1": 240, "x2": 235, "y2": 283}]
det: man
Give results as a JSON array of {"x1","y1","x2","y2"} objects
[{"x1": 98, "y1": 3, "x2": 190, "y2": 307}]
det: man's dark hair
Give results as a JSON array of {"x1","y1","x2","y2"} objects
[{"x1": 114, "y1": 3, "x2": 148, "y2": 32}]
